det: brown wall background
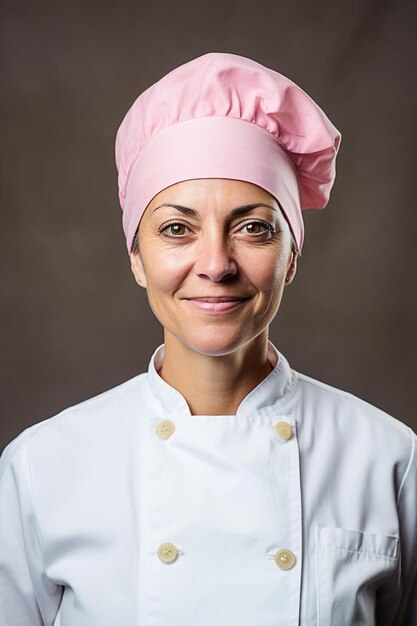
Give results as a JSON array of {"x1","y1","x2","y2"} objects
[{"x1": 1, "y1": 0, "x2": 416, "y2": 450}]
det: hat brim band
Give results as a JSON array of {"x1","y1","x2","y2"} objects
[{"x1": 123, "y1": 115, "x2": 304, "y2": 254}]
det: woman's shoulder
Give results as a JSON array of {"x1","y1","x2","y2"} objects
[
  {"x1": 293, "y1": 366, "x2": 416, "y2": 463},
  {"x1": 1, "y1": 371, "x2": 149, "y2": 464}
]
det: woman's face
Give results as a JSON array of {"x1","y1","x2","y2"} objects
[{"x1": 130, "y1": 178, "x2": 298, "y2": 355}]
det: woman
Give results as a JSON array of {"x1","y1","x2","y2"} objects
[{"x1": 0, "y1": 52, "x2": 415, "y2": 625}]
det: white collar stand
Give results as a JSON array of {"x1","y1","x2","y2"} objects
[{"x1": 147, "y1": 339, "x2": 298, "y2": 419}]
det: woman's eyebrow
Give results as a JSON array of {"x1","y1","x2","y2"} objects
[{"x1": 152, "y1": 203, "x2": 277, "y2": 216}]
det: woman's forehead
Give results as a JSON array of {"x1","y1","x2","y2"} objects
[
  {"x1": 148, "y1": 179, "x2": 287, "y2": 218},
  {"x1": 149, "y1": 178, "x2": 278, "y2": 205}
]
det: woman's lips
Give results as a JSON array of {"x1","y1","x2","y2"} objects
[{"x1": 185, "y1": 298, "x2": 249, "y2": 312}]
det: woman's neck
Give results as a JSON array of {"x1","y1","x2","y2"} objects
[{"x1": 157, "y1": 330, "x2": 274, "y2": 416}]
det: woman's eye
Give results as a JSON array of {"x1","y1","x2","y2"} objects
[
  {"x1": 160, "y1": 223, "x2": 190, "y2": 238},
  {"x1": 240, "y1": 221, "x2": 273, "y2": 236}
]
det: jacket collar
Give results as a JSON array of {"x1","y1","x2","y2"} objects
[{"x1": 147, "y1": 339, "x2": 298, "y2": 418}]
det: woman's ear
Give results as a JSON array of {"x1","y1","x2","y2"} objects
[
  {"x1": 129, "y1": 251, "x2": 147, "y2": 288},
  {"x1": 285, "y1": 250, "x2": 298, "y2": 285}
]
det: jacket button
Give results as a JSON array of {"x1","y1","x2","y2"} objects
[
  {"x1": 274, "y1": 421, "x2": 293, "y2": 441},
  {"x1": 157, "y1": 542, "x2": 179, "y2": 563},
  {"x1": 156, "y1": 419, "x2": 175, "y2": 439},
  {"x1": 275, "y1": 548, "x2": 296, "y2": 570}
]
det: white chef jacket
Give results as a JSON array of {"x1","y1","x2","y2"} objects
[{"x1": 0, "y1": 339, "x2": 416, "y2": 626}]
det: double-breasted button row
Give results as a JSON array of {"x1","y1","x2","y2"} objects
[
  {"x1": 155, "y1": 418, "x2": 293, "y2": 441},
  {"x1": 157, "y1": 542, "x2": 296, "y2": 570}
]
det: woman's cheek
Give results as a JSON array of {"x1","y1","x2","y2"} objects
[
  {"x1": 248, "y1": 260, "x2": 284, "y2": 296},
  {"x1": 147, "y1": 250, "x2": 189, "y2": 293}
]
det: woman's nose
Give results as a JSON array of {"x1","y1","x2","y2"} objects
[{"x1": 193, "y1": 232, "x2": 238, "y2": 282}]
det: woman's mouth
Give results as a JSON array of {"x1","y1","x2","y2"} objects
[{"x1": 184, "y1": 297, "x2": 250, "y2": 313}]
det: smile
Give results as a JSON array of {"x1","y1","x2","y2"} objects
[{"x1": 185, "y1": 298, "x2": 249, "y2": 313}]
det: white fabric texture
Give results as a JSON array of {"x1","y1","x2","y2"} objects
[{"x1": 0, "y1": 339, "x2": 416, "y2": 625}]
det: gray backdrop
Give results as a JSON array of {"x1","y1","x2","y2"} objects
[{"x1": 1, "y1": 0, "x2": 416, "y2": 450}]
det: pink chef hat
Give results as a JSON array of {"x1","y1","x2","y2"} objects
[{"x1": 115, "y1": 52, "x2": 342, "y2": 256}]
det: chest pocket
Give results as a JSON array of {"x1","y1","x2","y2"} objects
[{"x1": 315, "y1": 526, "x2": 399, "y2": 626}]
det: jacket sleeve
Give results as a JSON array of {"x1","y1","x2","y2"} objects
[
  {"x1": 392, "y1": 426, "x2": 417, "y2": 625},
  {"x1": 0, "y1": 429, "x2": 63, "y2": 625}
]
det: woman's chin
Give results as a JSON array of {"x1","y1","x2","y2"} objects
[{"x1": 179, "y1": 329, "x2": 253, "y2": 357}]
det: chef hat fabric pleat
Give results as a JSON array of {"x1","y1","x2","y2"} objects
[{"x1": 115, "y1": 52, "x2": 342, "y2": 255}]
